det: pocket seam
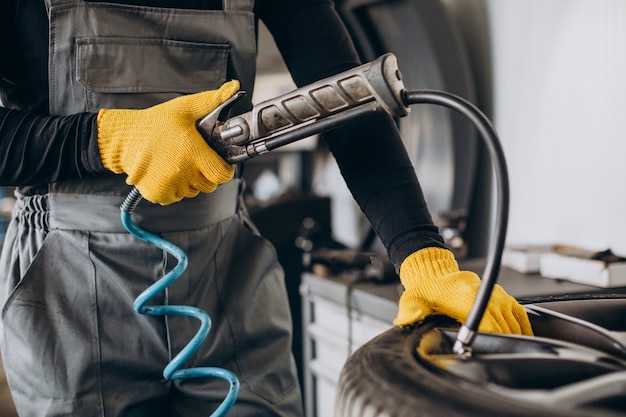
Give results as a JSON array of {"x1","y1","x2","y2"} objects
[
  {"x1": 76, "y1": 36, "x2": 230, "y2": 93},
  {"x1": 1, "y1": 230, "x2": 54, "y2": 321}
]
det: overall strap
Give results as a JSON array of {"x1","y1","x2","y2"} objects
[
  {"x1": 45, "y1": 0, "x2": 254, "y2": 12},
  {"x1": 223, "y1": 0, "x2": 254, "y2": 12},
  {"x1": 44, "y1": 0, "x2": 82, "y2": 12}
]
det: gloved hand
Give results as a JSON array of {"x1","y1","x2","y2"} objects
[
  {"x1": 394, "y1": 247, "x2": 533, "y2": 335},
  {"x1": 97, "y1": 80, "x2": 240, "y2": 205}
]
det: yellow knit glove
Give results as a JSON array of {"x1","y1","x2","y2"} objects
[
  {"x1": 394, "y1": 247, "x2": 533, "y2": 335},
  {"x1": 97, "y1": 81, "x2": 240, "y2": 205}
]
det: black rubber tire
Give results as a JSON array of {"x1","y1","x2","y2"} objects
[{"x1": 335, "y1": 314, "x2": 614, "y2": 417}]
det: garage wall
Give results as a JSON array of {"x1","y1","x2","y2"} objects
[{"x1": 486, "y1": 0, "x2": 626, "y2": 254}]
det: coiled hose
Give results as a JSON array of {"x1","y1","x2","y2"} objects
[{"x1": 120, "y1": 188, "x2": 239, "y2": 416}]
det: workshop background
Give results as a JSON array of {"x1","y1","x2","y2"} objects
[{"x1": 1, "y1": 0, "x2": 625, "y2": 416}]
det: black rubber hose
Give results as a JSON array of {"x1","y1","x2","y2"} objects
[{"x1": 402, "y1": 90, "x2": 510, "y2": 351}]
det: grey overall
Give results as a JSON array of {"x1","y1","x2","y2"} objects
[{"x1": 0, "y1": 0, "x2": 303, "y2": 416}]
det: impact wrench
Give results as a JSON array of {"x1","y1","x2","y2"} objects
[{"x1": 121, "y1": 52, "x2": 510, "y2": 415}]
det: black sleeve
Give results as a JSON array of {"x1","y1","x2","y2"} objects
[
  {"x1": 0, "y1": 108, "x2": 105, "y2": 187},
  {"x1": 0, "y1": 0, "x2": 105, "y2": 187},
  {"x1": 0, "y1": 0, "x2": 14, "y2": 103},
  {"x1": 324, "y1": 113, "x2": 447, "y2": 267},
  {"x1": 257, "y1": 0, "x2": 446, "y2": 268}
]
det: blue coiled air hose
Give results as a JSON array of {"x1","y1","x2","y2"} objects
[{"x1": 120, "y1": 187, "x2": 239, "y2": 416}]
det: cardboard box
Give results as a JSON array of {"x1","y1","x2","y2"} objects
[{"x1": 540, "y1": 251, "x2": 626, "y2": 288}]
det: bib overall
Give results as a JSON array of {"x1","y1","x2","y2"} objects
[{"x1": 0, "y1": 1, "x2": 303, "y2": 415}]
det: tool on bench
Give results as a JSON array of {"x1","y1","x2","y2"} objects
[{"x1": 121, "y1": 52, "x2": 510, "y2": 415}]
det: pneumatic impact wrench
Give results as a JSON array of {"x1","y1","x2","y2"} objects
[{"x1": 197, "y1": 52, "x2": 512, "y2": 357}]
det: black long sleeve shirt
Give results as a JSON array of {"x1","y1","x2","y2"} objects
[{"x1": 0, "y1": 0, "x2": 446, "y2": 268}]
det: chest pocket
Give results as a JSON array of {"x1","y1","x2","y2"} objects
[{"x1": 76, "y1": 37, "x2": 229, "y2": 111}]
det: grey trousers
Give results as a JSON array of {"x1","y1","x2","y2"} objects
[{"x1": 0, "y1": 180, "x2": 303, "y2": 416}]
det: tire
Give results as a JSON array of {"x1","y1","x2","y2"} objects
[{"x1": 336, "y1": 295, "x2": 626, "y2": 417}]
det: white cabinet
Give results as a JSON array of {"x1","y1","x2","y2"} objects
[{"x1": 300, "y1": 273, "x2": 400, "y2": 417}]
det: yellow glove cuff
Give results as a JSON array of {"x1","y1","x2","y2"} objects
[{"x1": 399, "y1": 247, "x2": 459, "y2": 283}]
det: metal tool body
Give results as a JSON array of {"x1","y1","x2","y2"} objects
[{"x1": 198, "y1": 53, "x2": 409, "y2": 163}]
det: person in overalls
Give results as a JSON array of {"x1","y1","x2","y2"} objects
[{"x1": 0, "y1": 0, "x2": 533, "y2": 415}]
